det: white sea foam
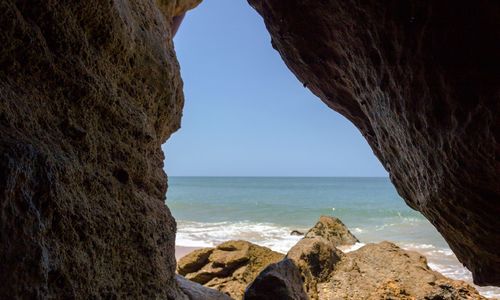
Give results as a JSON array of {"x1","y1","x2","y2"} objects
[
  {"x1": 338, "y1": 242, "x2": 365, "y2": 253},
  {"x1": 176, "y1": 220, "x2": 303, "y2": 254},
  {"x1": 176, "y1": 220, "x2": 500, "y2": 298},
  {"x1": 399, "y1": 242, "x2": 500, "y2": 299},
  {"x1": 352, "y1": 227, "x2": 364, "y2": 233}
]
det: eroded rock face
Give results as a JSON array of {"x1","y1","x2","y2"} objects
[
  {"x1": 322, "y1": 242, "x2": 486, "y2": 300},
  {"x1": 304, "y1": 215, "x2": 359, "y2": 246},
  {"x1": 177, "y1": 240, "x2": 284, "y2": 299},
  {"x1": 248, "y1": 0, "x2": 500, "y2": 285},
  {"x1": 245, "y1": 217, "x2": 485, "y2": 299},
  {"x1": 0, "y1": 0, "x2": 199, "y2": 298},
  {"x1": 246, "y1": 240, "x2": 485, "y2": 299},
  {"x1": 286, "y1": 237, "x2": 344, "y2": 298}
]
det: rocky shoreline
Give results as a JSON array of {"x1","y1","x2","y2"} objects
[{"x1": 176, "y1": 216, "x2": 487, "y2": 300}]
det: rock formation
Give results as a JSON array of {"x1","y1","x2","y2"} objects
[
  {"x1": 245, "y1": 219, "x2": 486, "y2": 300},
  {"x1": 177, "y1": 240, "x2": 284, "y2": 299},
  {"x1": 243, "y1": 259, "x2": 308, "y2": 300},
  {"x1": 304, "y1": 216, "x2": 359, "y2": 246},
  {"x1": 321, "y1": 242, "x2": 486, "y2": 300},
  {"x1": 0, "y1": 0, "x2": 205, "y2": 298},
  {"x1": 285, "y1": 237, "x2": 344, "y2": 298},
  {"x1": 248, "y1": 0, "x2": 500, "y2": 285}
]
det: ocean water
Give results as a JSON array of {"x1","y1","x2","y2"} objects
[{"x1": 167, "y1": 176, "x2": 499, "y2": 298}]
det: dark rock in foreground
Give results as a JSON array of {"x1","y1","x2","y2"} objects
[
  {"x1": 0, "y1": 0, "x2": 200, "y2": 298},
  {"x1": 247, "y1": 0, "x2": 500, "y2": 285},
  {"x1": 244, "y1": 259, "x2": 308, "y2": 300},
  {"x1": 177, "y1": 240, "x2": 284, "y2": 299}
]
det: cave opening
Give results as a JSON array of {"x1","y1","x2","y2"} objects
[{"x1": 161, "y1": 0, "x2": 500, "y2": 297}]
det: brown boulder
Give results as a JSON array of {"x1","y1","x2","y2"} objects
[
  {"x1": 177, "y1": 240, "x2": 284, "y2": 299},
  {"x1": 178, "y1": 248, "x2": 215, "y2": 275},
  {"x1": 247, "y1": 0, "x2": 500, "y2": 285},
  {"x1": 321, "y1": 242, "x2": 486, "y2": 299},
  {"x1": 304, "y1": 216, "x2": 359, "y2": 246},
  {"x1": 245, "y1": 221, "x2": 485, "y2": 299},
  {"x1": 286, "y1": 237, "x2": 344, "y2": 298}
]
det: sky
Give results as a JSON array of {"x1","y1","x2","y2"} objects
[{"x1": 162, "y1": 0, "x2": 387, "y2": 177}]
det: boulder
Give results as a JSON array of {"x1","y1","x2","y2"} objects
[
  {"x1": 304, "y1": 216, "x2": 359, "y2": 246},
  {"x1": 286, "y1": 237, "x2": 344, "y2": 298},
  {"x1": 245, "y1": 219, "x2": 485, "y2": 299},
  {"x1": 178, "y1": 248, "x2": 215, "y2": 275},
  {"x1": 244, "y1": 259, "x2": 308, "y2": 300},
  {"x1": 290, "y1": 230, "x2": 304, "y2": 236},
  {"x1": 247, "y1": 0, "x2": 500, "y2": 285},
  {"x1": 320, "y1": 242, "x2": 486, "y2": 300},
  {"x1": 177, "y1": 240, "x2": 284, "y2": 299}
]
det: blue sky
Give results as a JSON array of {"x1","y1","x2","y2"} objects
[{"x1": 162, "y1": 0, "x2": 387, "y2": 177}]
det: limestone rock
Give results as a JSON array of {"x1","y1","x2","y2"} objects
[
  {"x1": 0, "y1": 0, "x2": 197, "y2": 298},
  {"x1": 244, "y1": 259, "x2": 308, "y2": 300},
  {"x1": 286, "y1": 237, "x2": 344, "y2": 298},
  {"x1": 157, "y1": 0, "x2": 203, "y2": 17},
  {"x1": 304, "y1": 216, "x2": 359, "y2": 246},
  {"x1": 177, "y1": 240, "x2": 284, "y2": 299},
  {"x1": 178, "y1": 248, "x2": 215, "y2": 275},
  {"x1": 320, "y1": 242, "x2": 486, "y2": 300},
  {"x1": 248, "y1": 0, "x2": 500, "y2": 285},
  {"x1": 245, "y1": 220, "x2": 485, "y2": 299}
]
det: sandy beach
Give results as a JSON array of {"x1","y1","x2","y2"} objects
[{"x1": 175, "y1": 246, "x2": 201, "y2": 261}]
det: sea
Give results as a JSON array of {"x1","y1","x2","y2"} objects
[{"x1": 167, "y1": 176, "x2": 499, "y2": 298}]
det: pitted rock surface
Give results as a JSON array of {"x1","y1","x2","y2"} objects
[
  {"x1": 320, "y1": 242, "x2": 486, "y2": 300},
  {"x1": 177, "y1": 240, "x2": 284, "y2": 299},
  {"x1": 248, "y1": 0, "x2": 500, "y2": 285},
  {"x1": 0, "y1": 0, "x2": 199, "y2": 298},
  {"x1": 304, "y1": 215, "x2": 359, "y2": 247}
]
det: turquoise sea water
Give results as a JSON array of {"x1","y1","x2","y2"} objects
[{"x1": 167, "y1": 177, "x2": 499, "y2": 298}]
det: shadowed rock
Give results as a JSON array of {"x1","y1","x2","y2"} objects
[
  {"x1": 286, "y1": 237, "x2": 344, "y2": 298},
  {"x1": 0, "y1": 0, "x2": 200, "y2": 298},
  {"x1": 247, "y1": 0, "x2": 500, "y2": 285},
  {"x1": 244, "y1": 259, "x2": 308, "y2": 300}
]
